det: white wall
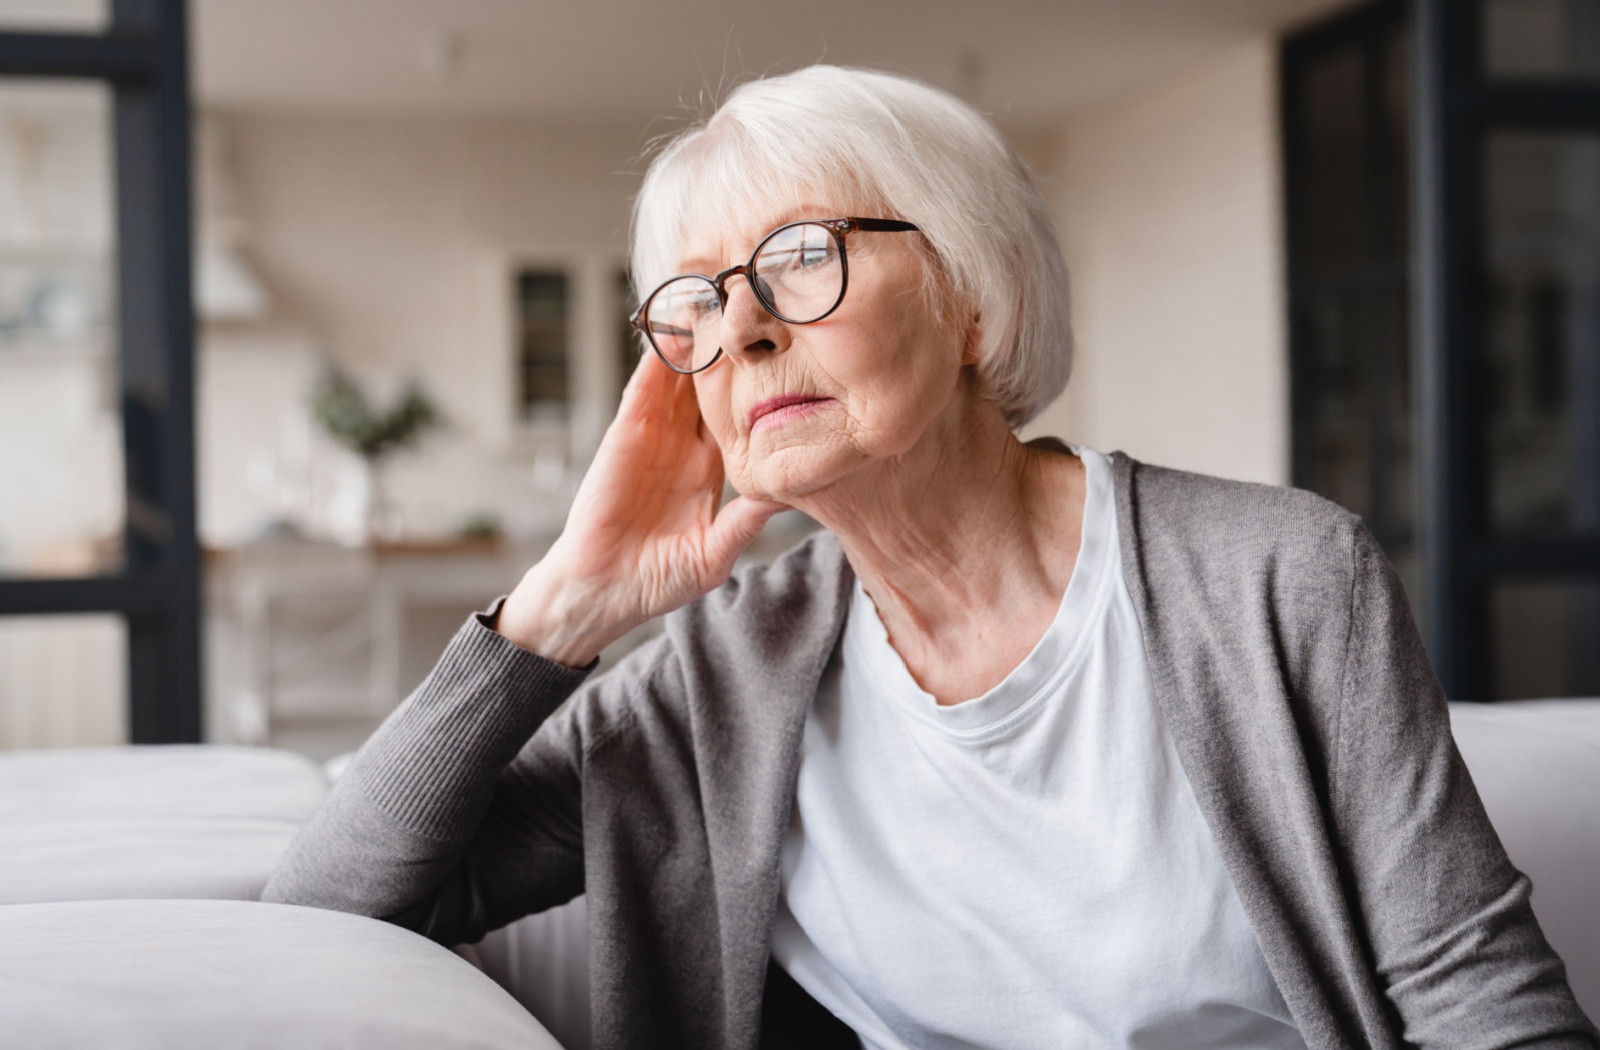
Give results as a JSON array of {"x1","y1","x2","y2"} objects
[
  {"x1": 1024, "y1": 38, "x2": 1289, "y2": 487},
  {"x1": 200, "y1": 110, "x2": 646, "y2": 544}
]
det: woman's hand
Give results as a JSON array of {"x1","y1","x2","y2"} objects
[{"x1": 496, "y1": 353, "x2": 786, "y2": 666}]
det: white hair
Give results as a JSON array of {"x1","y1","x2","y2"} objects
[{"x1": 630, "y1": 65, "x2": 1072, "y2": 429}]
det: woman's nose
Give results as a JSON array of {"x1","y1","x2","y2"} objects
[{"x1": 720, "y1": 278, "x2": 786, "y2": 360}]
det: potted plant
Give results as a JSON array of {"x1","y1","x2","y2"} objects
[{"x1": 309, "y1": 365, "x2": 441, "y2": 545}]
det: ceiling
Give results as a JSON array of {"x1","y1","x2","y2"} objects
[{"x1": 184, "y1": 0, "x2": 1354, "y2": 128}]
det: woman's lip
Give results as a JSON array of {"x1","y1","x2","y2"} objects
[{"x1": 748, "y1": 394, "x2": 830, "y2": 431}]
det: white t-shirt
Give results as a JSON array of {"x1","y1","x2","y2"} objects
[{"x1": 770, "y1": 447, "x2": 1306, "y2": 1050}]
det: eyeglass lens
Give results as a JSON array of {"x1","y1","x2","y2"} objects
[{"x1": 642, "y1": 222, "x2": 844, "y2": 373}]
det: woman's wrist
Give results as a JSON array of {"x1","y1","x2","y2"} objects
[{"x1": 494, "y1": 562, "x2": 633, "y2": 668}]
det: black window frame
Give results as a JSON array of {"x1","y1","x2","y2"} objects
[
  {"x1": 0, "y1": 0, "x2": 201, "y2": 742},
  {"x1": 1287, "y1": 0, "x2": 1600, "y2": 701},
  {"x1": 1415, "y1": 0, "x2": 1600, "y2": 701},
  {"x1": 1282, "y1": 0, "x2": 1415, "y2": 583}
]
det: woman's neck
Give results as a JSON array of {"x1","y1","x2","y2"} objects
[{"x1": 789, "y1": 389, "x2": 1086, "y2": 705}]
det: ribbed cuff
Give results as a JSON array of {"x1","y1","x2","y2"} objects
[{"x1": 352, "y1": 603, "x2": 595, "y2": 840}]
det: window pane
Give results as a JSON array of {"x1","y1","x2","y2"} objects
[
  {"x1": 1484, "y1": 0, "x2": 1600, "y2": 81},
  {"x1": 1285, "y1": 12, "x2": 1417, "y2": 610},
  {"x1": 0, "y1": 0, "x2": 106, "y2": 32},
  {"x1": 517, "y1": 270, "x2": 569, "y2": 421},
  {"x1": 1491, "y1": 578, "x2": 1600, "y2": 698},
  {"x1": 0, "y1": 79, "x2": 123, "y2": 578},
  {"x1": 0, "y1": 613, "x2": 125, "y2": 749},
  {"x1": 1295, "y1": 42, "x2": 1370, "y2": 281},
  {"x1": 1484, "y1": 131, "x2": 1600, "y2": 536}
]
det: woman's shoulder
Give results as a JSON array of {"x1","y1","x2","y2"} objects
[
  {"x1": 1116, "y1": 453, "x2": 1360, "y2": 539},
  {"x1": 1115, "y1": 453, "x2": 1369, "y2": 568},
  {"x1": 1111, "y1": 453, "x2": 1387, "y2": 628}
]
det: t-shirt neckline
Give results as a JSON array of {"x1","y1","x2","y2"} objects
[{"x1": 843, "y1": 445, "x2": 1118, "y2": 741}]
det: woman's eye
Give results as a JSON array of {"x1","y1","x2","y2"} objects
[{"x1": 770, "y1": 248, "x2": 829, "y2": 272}]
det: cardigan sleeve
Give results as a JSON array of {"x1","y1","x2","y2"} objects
[
  {"x1": 262, "y1": 605, "x2": 623, "y2": 947},
  {"x1": 1332, "y1": 524, "x2": 1598, "y2": 1048}
]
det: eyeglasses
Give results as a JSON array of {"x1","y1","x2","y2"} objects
[{"x1": 629, "y1": 216, "x2": 921, "y2": 374}]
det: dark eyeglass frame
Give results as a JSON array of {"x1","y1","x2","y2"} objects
[{"x1": 629, "y1": 216, "x2": 922, "y2": 374}]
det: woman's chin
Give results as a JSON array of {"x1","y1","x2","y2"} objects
[{"x1": 739, "y1": 445, "x2": 856, "y2": 505}]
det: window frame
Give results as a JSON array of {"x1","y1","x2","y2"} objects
[
  {"x1": 1286, "y1": 0, "x2": 1600, "y2": 700},
  {"x1": 1415, "y1": 0, "x2": 1600, "y2": 700},
  {"x1": 1282, "y1": 0, "x2": 1415, "y2": 580},
  {"x1": 0, "y1": 0, "x2": 201, "y2": 741}
]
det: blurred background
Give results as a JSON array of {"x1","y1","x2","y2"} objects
[{"x1": 0, "y1": 0, "x2": 1595, "y2": 759}]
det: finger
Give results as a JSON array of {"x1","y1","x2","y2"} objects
[
  {"x1": 663, "y1": 361, "x2": 701, "y2": 428},
  {"x1": 702, "y1": 496, "x2": 788, "y2": 578},
  {"x1": 616, "y1": 345, "x2": 649, "y2": 406},
  {"x1": 621, "y1": 351, "x2": 704, "y2": 435},
  {"x1": 618, "y1": 346, "x2": 677, "y2": 420}
]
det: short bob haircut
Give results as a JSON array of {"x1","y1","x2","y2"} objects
[{"x1": 631, "y1": 65, "x2": 1073, "y2": 429}]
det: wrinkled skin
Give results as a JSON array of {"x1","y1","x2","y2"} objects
[{"x1": 500, "y1": 203, "x2": 1083, "y2": 704}]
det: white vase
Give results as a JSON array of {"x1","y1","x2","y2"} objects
[
  {"x1": 367, "y1": 458, "x2": 401, "y2": 542},
  {"x1": 328, "y1": 455, "x2": 374, "y2": 547}
]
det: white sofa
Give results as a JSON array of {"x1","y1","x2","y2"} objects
[
  {"x1": 1447, "y1": 700, "x2": 1600, "y2": 1022},
  {"x1": 0, "y1": 701, "x2": 1595, "y2": 1046},
  {"x1": 0, "y1": 746, "x2": 566, "y2": 1050},
  {"x1": 0, "y1": 899, "x2": 561, "y2": 1049}
]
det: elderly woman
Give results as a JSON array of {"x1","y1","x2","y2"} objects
[{"x1": 265, "y1": 66, "x2": 1595, "y2": 1050}]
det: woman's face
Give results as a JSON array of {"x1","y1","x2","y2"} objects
[{"x1": 680, "y1": 206, "x2": 974, "y2": 504}]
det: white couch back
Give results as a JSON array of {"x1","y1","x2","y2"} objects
[{"x1": 1449, "y1": 700, "x2": 1600, "y2": 1023}]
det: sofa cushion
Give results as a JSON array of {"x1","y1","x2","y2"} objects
[
  {"x1": 1449, "y1": 699, "x2": 1600, "y2": 1022},
  {"x1": 0, "y1": 899, "x2": 562, "y2": 1049},
  {"x1": 478, "y1": 896, "x2": 592, "y2": 1050},
  {"x1": 0, "y1": 746, "x2": 327, "y2": 904}
]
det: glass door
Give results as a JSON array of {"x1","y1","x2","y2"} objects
[
  {"x1": 1414, "y1": 0, "x2": 1600, "y2": 700},
  {"x1": 0, "y1": 0, "x2": 200, "y2": 742}
]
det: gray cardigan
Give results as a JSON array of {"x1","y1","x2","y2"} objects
[{"x1": 264, "y1": 454, "x2": 1597, "y2": 1049}]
